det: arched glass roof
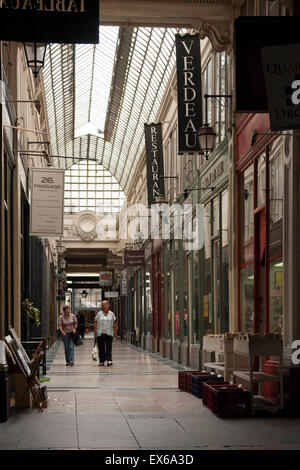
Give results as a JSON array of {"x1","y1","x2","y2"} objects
[{"x1": 43, "y1": 26, "x2": 179, "y2": 194}]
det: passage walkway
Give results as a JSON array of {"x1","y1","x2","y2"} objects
[{"x1": 1, "y1": 338, "x2": 300, "y2": 450}]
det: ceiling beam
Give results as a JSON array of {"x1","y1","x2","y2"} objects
[{"x1": 99, "y1": 0, "x2": 233, "y2": 27}]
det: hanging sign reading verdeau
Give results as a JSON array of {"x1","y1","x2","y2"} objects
[
  {"x1": 144, "y1": 122, "x2": 165, "y2": 206},
  {"x1": 0, "y1": 0, "x2": 99, "y2": 44},
  {"x1": 175, "y1": 33, "x2": 202, "y2": 153}
]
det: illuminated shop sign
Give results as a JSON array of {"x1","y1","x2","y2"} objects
[
  {"x1": 144, "y1": 123, "x2": 165, "y2": 206},
  {"x1": 0, "y1": 0, "x2": 99, "y2": 43},
  {"x1": 175, "y1": 33, "x2": 202, "y2": 153}
]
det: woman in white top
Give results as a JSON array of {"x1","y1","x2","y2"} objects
[{"x1": 94, "y1": 300, "x2": 117, "y2": 366}]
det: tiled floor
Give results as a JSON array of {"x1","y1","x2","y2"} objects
[{"x1": 1, "y1": 337, "x2": 300, "y2": 450}]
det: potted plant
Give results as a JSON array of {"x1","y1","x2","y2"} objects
[{"x1": 22, "y1": 299, "x2": 41, "y2": 327}]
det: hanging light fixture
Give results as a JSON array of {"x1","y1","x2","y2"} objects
[
  {"x1": 24, "y1": 43, "x2": 47, "y2": 77},
  {"x1": 57, "y1": 244, "x2": 65, "y2": 256},
  {"x1": 198, "y1": 124, "x2": 216, "y2": 159},
  {"x1": 59, "y1": 258, "x2": 66, "y2": 270},
  {"x1": 81, "y1": 290, "x2": 88, "y2": 299}
]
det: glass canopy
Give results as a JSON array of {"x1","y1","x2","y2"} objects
[{"x1": 43, "y1": 26, "x2": 179, "y2": 195}]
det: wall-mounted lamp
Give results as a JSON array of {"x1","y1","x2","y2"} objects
[
  {"x1": 24, "y1": 43, "x2": 47, "y2": 77},
  {"x1": 244, "y1": 188, "x2": 250, "y2": 201},
  {"x1": 59, "y1": 258, "x2": 66, "y2": 270},
  {"x1": 81, "y1": 290, "x2": 88, "y2": 299},
  {"x1": 198, "y1": 124, "x2": 216, "y2": 159},
  {"x1": 250, "y1": 130, "x2": 282, "y2": 147},
  {"x1": 198, "y1": 94, "x2": 232, "y2": 158},
  {"x1": 57, "y1": 244, "x2": 65, "y2": 256},
  {"x1": 183, "y1": 187, "x2": 214, "y2": 200}
]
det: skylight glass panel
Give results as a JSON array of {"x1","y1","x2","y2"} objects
[{"x1": 74, "y1": 26, "x2": 119, "y2": 138}]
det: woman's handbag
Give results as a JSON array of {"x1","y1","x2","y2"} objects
[
  {"x1": 92, "y1": 339, "x2": 98, "y2": 362},
  {"x1": 70, "y1": 331, "x2": 82, "y2": 346}
]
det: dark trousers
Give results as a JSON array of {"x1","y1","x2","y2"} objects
[
  {"x1": 97, "y1": 334, "x2": 113, "y2": 363},
  {"x1": 78, "y1": 325, "x2": 85, "y2": 339}
]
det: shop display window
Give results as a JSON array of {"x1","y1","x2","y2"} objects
[
  {"x1": 145, "y1": 267, "x2": 153, "y2": 336},
  {"x1": 240, "y1": 264, "x2": 254, "y2": 332},
  {"x1": 238, "y1": 137, "x2": 283, "y2": 333}
]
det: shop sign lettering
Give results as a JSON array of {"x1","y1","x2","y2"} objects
[
  {"x1": 175, "y1": 33, "x2": 202, "y2": 153},
  {"x1": 144, "y1": 123, "x2": 165, "y2": 206},
  {"x1": 262, "y1": 43, "x2": 300, "y2": 130},
  {"x1": 0, "y1": 0, "x2": 99, "y2": 43}
]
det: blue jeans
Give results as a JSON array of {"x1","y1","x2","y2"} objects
[{"x1": 62, "y1": 333, "x2": 74, "y2": 363}]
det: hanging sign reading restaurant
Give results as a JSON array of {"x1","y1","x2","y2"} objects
[
  {"x1": 0, "y1": 0, "x2": 99, "y2": 44},
  {"x1": 144, "y1": 123, "x2": 165, "y2": 206},
  {"x1": 175, "y1": 33, "x2": 202, "y2": 153},
  {"x1": 30, "y1": 168, "x2": 64, "y2": 237}
]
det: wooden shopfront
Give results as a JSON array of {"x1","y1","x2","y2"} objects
[{"x1": 236, "y1": 114, "x2": 284, "y2": 335}]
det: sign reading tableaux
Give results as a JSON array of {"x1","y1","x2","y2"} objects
[
  {"x1": 124, "y1": 250, "x2": 145, "y2": 267},
  {"x1": 261, "y1": 43, "x2": 300, "y2": 131},
  {"x1": 30, "y1": 168, "x2": 64, "y2": 236},
  {"x1": 0, "y1": 0, "x2": 99, "y2": 44},
  {"x1": 175, "y1": 33, "x2": 202, "y2": 153},
  {"x1": 144, "y1": 123, "x2": 165, "y2": 206}
]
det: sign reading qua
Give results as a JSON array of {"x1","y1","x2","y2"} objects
[
  {"x1": 261, "y1": 43, "x2": 300, "y2": 131},
  {"x1": 30, "y1": 168, "x2": 65, "y2": 236},
  {"x1": 0, "y1": 0, "x2": 99, "y2": 43},
  {"x1": 175, "y1": 33, "x2": 202, "y2": 153},
  {"x1": 144, "y1": 123, "x2": 165, "y2": 206}
]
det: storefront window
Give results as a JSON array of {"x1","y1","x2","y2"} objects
[
  {"x1": 193, "y1": 248, "x2": 200, "y2": 343},
  {"x1": 174, "y1": 240, "x2": 179, "y2": 339},
  {"x1": 164, "y1": 243, "x2": 171, "y2": 339},
  {"x1": 183, "y1": 252, "x2": 188, "y2": 339},
  {"x1": 269, "y1": 258, "x2": 283, "y2": 333},
  {"x1": 240, "y1": 264, "x2": 254, "y2": 332},
  {"x1": 213, "y1": 197, "x2": 219, "y2": 237},
  {"x1": 257, "y1": 153, "x2": 266, "y2": 206},
  {"x1": 145, "y1": 265, "x2": 152, "y2": 335},
  {"x1": 269, "y1": 139, "x2": 283, "y2": 332},
  {"x1": 221, "y1": 189, "x2": 229, "y2": 332},
  {"x1": 204, "y1": 203, "x2": 212, "y2": 334},
  {"x1": 242, "y1": 164, "x2": 254, "y2": 263}
]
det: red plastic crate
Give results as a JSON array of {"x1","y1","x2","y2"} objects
[
  {"x1": 211, "y1": 387, "x2": 251, "y2": 418},
  {"x1": 202, "y1": 382, "x2": 235, "y2": 409},
  {"x1": 178, "y1": 371, "x2": 208, "y2": 392}
]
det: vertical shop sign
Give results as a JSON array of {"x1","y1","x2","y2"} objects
[
  {"x1": 175, "y1": 33, "x2": 202, "y2": 153},
  {"x1": 144, "y1": 123, "x2": 165, "y2": 206},
  {"x1": 30, "y1": 168, "x2": 64, "y2": 236},
  {"x1": 121, "y1": 270, "x2": 128, "y2": 296}
]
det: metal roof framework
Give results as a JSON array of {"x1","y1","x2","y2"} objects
[{"x1": 43, "y1": 26, "x2": 179, "y2": 194}]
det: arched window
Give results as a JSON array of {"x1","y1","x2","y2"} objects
[{"x1": 64, "y1": 160, "x2": 125, "y2": 215}]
